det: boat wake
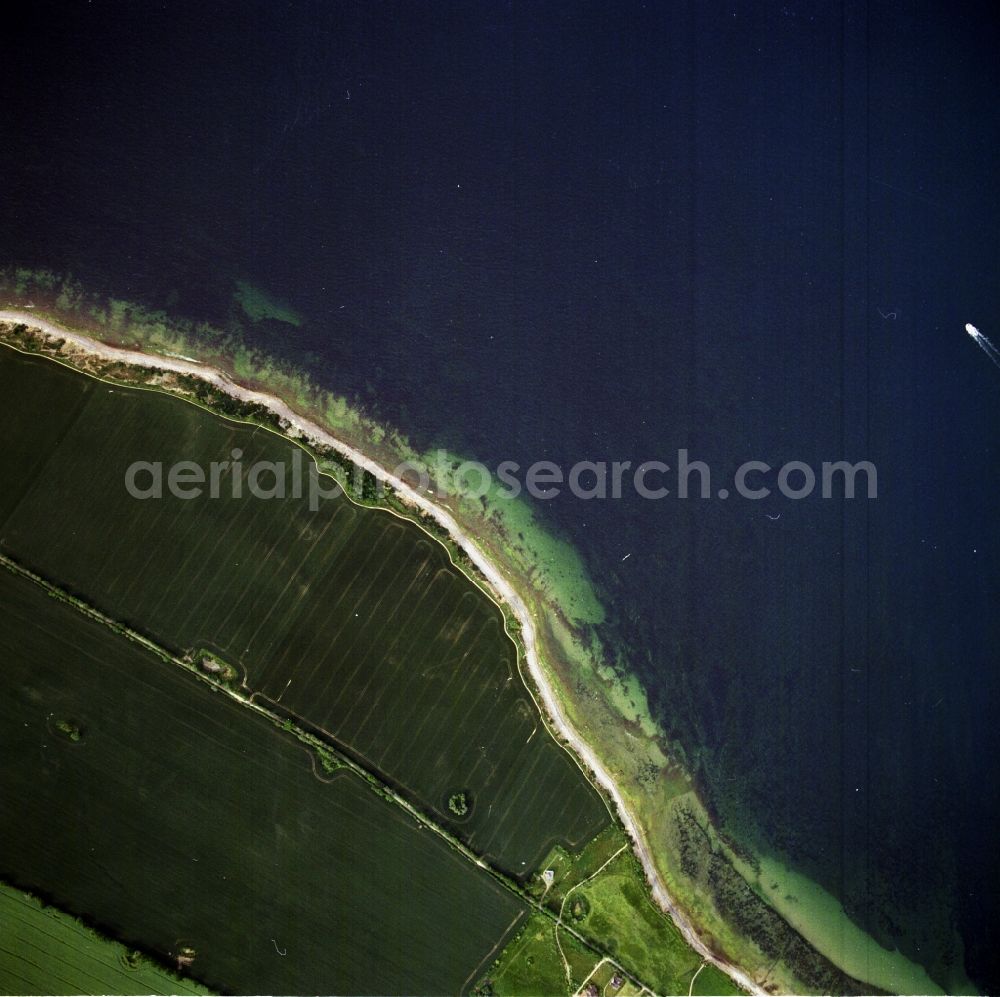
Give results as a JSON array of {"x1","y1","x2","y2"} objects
[{"x1": 966, "y1": 323, "x2": 1000, "y2": 369}]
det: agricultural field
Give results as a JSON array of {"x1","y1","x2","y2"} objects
[
  {"x1": 0, "y1": 883, "x2": 207, "y2": 996},
  {"x1": 0, "y1": 347, "x2": 93, "y2": 524},
  {"x1": 0, "y1": 565, "x2": 526, "y2": 994},
  {"x1": 0, "y1": 346, "x2": 608, "y2": 875}
]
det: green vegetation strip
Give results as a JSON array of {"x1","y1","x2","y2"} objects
[{"x1": 0, "y1": 883, "x2": 208, "y2": 996}]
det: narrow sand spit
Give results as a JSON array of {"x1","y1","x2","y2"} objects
[{"x1": 0, "y1": 309, "x2": 763, "y2": 996}]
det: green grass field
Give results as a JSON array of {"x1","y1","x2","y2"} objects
[
  {"x1": 494, "y1": 831, "x2": 743, "y2": 997},
  {"x1": 0, "y1": 346, "x2": 608, "y2": 876},
  {"x1": 556, "y1": 851, "x2": 738, "y2": 996},
  {"x1": 0, "y1": 883, "x2": 208, "y2": 995},
  {"x1": 483, "y1": 913, "x2": 599, "y2": 997},
  {"x1": 0, "y1": 566, "x2": 525, "y2": 994}
]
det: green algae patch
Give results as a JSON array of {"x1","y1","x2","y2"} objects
[
  {"x1": 741, "y1": 854, "x2": 965, "y2": 996},
  {"x1": 416, "y1": 448, "x2": 607, "y2": 626},
  {"x1": 233, "y1": 280, "x2": 303, "y2": 327},
  {"x1": 595, "y1": 665, "x2": 664, "y2": 740}
]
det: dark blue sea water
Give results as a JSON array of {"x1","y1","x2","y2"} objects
[{"x1": 2, "y1": 1, "x2": 998, "y2": 990}]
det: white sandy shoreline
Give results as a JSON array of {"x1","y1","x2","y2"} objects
[{"x1": 0, "y1": 308, "x2": 763, "y2": 996}]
